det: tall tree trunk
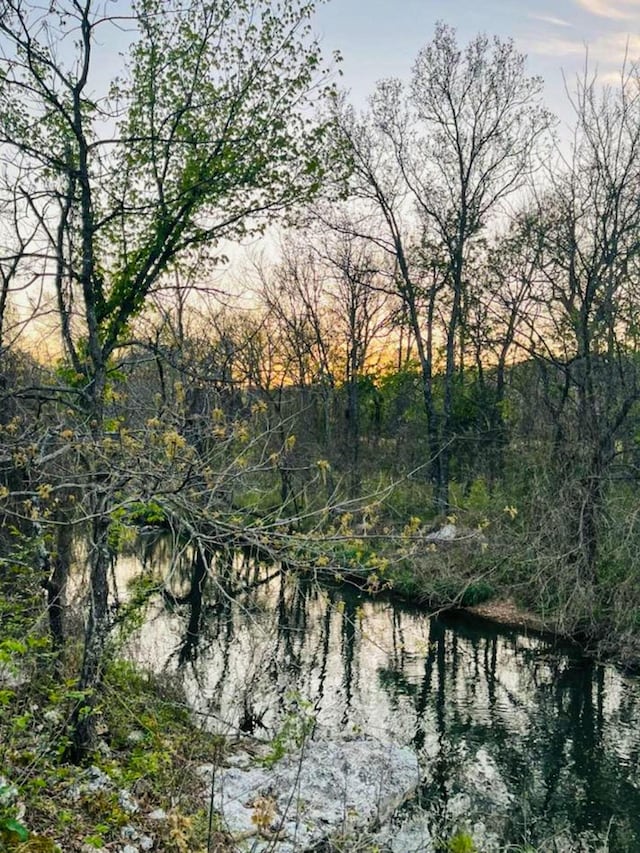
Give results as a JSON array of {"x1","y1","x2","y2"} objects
[
  {"x1": 69, "y1": 504, "x2": 111, "y2": 762},
  {"x1": 439, "y1": 261, "x2": 464, "y2": 513},
  {"x1": 69, "y1": 363, "x2": 113, "y2": 762},
  {"x1": 47, "y1": 518, "x2": 73, "y2": 655},
  {"x1": 346, "y1": 345, "x2": 360, "y2": 498}
]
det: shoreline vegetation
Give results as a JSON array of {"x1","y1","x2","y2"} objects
[
  {"x1": 0, "y1": 655, "x2": 227, "y2": 853},
  {"x1": 273, "y1": 522, "x2": 640, "y2": 671}
]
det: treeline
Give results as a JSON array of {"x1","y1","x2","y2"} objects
[{"x1": 1, "y1": 0, "x2": 640, "y2": 770}]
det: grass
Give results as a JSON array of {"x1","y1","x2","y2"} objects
[{"x1": 0, "y1": 650, "x2": 231, "y2": 853}]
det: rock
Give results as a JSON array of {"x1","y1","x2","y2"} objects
[
  {"x1": 223, "y1": 748, "x2": 264, "y2": 770},
  {"x1": 121, "y1": 845, "x2": 139, "y2": 853},
  {"x1": 0, "y1": 664, "x2": 27, "y2": 688},
  {"x1": 127, "y1": 729, "x2": 146, "y2": 744},
  {"x1": 376, "y1": 812, "x2": 435, "y2": 853},
  {"x1": 87, "y1": 765, "x2": 111, "y2": 790},
  {"x1": 68, "y1": 765, "x2": 112, "y2": 801},
  {"x1": 96, "y1": 740, "x2": 113, "y2": 758},
  {"x1": 424, "y1": 523, "x2": 486, "y2": 547},
  {"x1": 425, "y1": 523, "x2": 458, "y2": 542},
  {"x1": 139, "y1": 835, "x2": 154, "y2": 851},
  {"x1": 119, "y1": 788, "x2": 139, "y2": 814},
  {"x1": 147, "y1": 808, "x2": 167, "y2": 821},
  {"x1": 96, "y1": 739, "x2": 112, "y2": 757},
  {"x1": 204, "y1": 738, "x2": 419, "y2": 851},
  {"x1": 377, "y1": 814, "x2": 434, "y2": 853},
  {"x1": 0, "y1": 777, "x2": 18, "y2": 805},
  {"x1": 121, "y1": 825, "x2": 139, "y2": 840},
  {"x1": 43, "y1": 709, "x2": 63, "y2": 725}
]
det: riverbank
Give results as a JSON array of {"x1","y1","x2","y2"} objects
[
  {"x1": 310, "y1": 518, "x2": 640, "y2": 671},
  {"x1": 0, "y1": 659, "x2": 227, "y2": 852}
]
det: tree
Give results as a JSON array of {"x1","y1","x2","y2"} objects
[
  {"x1": 338, "y1": 23, "x2": 551, "y2": 509},
  {"x1": 463, "y1": 216, "x2": 543, "y2": 482},
  {"x1": 257, "y1": 230, "x2": 392, "y2": 500},
  {"x1": 316, "y1": 229, "x2": 391, "y2": 495},
  {"x1": 0, "y1": 0, "x2": 337, "y2": 759},
  {"x1": 524, "y1": 64, "x2": 640, "y2": 586}
]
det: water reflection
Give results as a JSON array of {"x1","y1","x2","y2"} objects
[{"x1": 121, "y1": 553, "x2": 640, "y2": 849}]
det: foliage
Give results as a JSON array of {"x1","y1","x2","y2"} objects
[
  {"x1": 262, "y1": 691, "x2": 316, "y2": 767},
  {"x1": 444, "y1": 830, "x2": 478, "y2": 853},
  {"x1": 0, "y1": 649, "x2": 222, "y2": 853}
]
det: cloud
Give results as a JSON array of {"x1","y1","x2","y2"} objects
[
  {"x1": 529, "y1": 31, "x2": 640, "y2": 63},
  {"x1": 575, "y1": 0, "x2": 640, "y2": 20},
  {"x1": 528, "y1": 13, "x2": 574, "y2": 27},
  {"x1": 529, "y1": 37, "x2": 589, "y2": 57},
  {"x1": 597, "y1": 68, "x2": 634, "y2": 82}
]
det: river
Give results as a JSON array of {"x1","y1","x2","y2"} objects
[{"x1": 116, "y1": 543, "x2": 640, "y2": 850}]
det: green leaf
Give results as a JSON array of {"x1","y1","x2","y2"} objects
[{"x1": 3, "y1": 818, "x2": 29, "y2": 841}]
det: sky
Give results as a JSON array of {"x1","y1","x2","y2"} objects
[
  {"x1": 313, "y1": 0, "x2": 640, "y2": 119},
  {"x1": 47, "y1": 1, "x2": 640, "y2": 129},
  {"x1": 9, "y1": 0, "x2": 640, "y2": 346}
]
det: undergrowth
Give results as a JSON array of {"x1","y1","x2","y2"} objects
[{"x1": 0, "y1": 638, "x2": 229, "y2": 853}]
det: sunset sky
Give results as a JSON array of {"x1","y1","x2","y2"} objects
[{"x1": 315, "y1": 0, "x2": 640, "y2": 117}]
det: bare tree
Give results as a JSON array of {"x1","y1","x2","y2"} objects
[
  {"x1": 337, "y1": 23, "x2": 551, "y2": 510},
  {"x1": 525, "y1": 64, "x2": 640, "y2": 584},
  {"x1": 317, "y1": 230, "x2": 391, "y2": 494}
]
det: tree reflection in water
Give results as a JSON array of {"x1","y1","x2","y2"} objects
[{"x1": 120, "y1": 550, "x2": 640, "y2": 848}]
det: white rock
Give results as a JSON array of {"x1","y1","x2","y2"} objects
[
  {"x1": 43, "y1": 709, "x2": 63, "y2": 725},
  {"x1": 96, "y1": 739, "x2": 112, "y2": 757},
  {"x1": 127, "y1": 729, "x2": 146, "y2": 744},
  {"x1": 147, "y1": 808, "x2": 167, "y2": 821},
  {"x1": 224, "y1": 750, "x2": 258, "y2": 770},
  {"x1": 0, "y1": 777, "x2": 18, "y2": 805},
  {"x1": 139, "y1": 835, "x2": 154, "y2": 851},
  {"x1": 69, "y1": 765, "x2": 112, "y2": 801},
  {"x1": 207, "y1": 738, "x2": 419, "y2": 851},
  {"x1": 390, "y1": 815, "x2": 434, "y2": 853},
  {"x1": 425, "y1": 523, "x2": 458, "y2": 542},
  {"x1": 0, "y1": 664, "x2": 27, "y2": 688},
  {"x1": 121, "y1": 825, "x2": 139, "y2": 840},
  {"x1": 119, "y1": 789, "x2": 139, "y2": 814}
]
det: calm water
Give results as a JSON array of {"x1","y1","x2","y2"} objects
[{"x1": 116, "y1": 544, "x2": 640, "y2": 849}]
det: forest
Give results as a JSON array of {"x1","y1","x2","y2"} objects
[{"x1": 1, "y1": 1, "x2": 640, "y2": 851}]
